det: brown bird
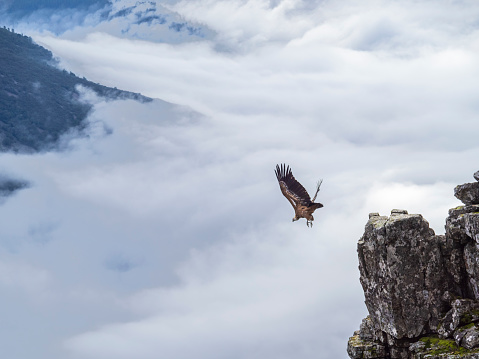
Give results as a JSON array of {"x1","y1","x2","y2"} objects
[{"x1": 275, "y1": 164, "x2": 323, "y2": 227}]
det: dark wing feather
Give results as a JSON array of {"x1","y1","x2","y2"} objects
[{"x1": 275, "y1": 164, "x2": 311, "y2": 206}]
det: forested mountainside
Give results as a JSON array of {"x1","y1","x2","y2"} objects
[{"x1": 0, "y1": 26, "x2": 150, "y2": 152}]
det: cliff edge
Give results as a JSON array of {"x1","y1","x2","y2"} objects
[{"x1": 347, "y1": 171, "x2": 479, "y2": 359}]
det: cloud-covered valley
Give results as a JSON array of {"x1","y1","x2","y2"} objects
[{"x1": 2, "y1": 1, "x2": 479, "y2": 358}]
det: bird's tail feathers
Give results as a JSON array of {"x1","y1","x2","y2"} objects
[{"x1": 311, "y1": 179, "x2": 323, "y2": 202}]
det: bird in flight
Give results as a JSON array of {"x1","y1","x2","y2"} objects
[{"x1": 275, "y1": 164, "x2": 323, "y2": 227}]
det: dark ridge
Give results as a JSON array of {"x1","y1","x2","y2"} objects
[
  {"x1": 0, "y1": 176, "x2": 29, "y2": 197},
  {"x1": 169, "y1": 22, "x2": 204, "y2": 37},
  {"x1": 169, "y1": 22, "x2": 185, "y2": 32},
  {"x1": 136, "y1": 15, "x2": 167, "y2": 26},
  {"x1": 0, "y1": 26, "x2": 151, "y2": 153},
  {"x1": 110, "y1": 6, "x2": 135, "y2": 19}
]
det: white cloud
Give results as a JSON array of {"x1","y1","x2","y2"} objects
[
  {"x1": 0, "y1": 256, "x2": 51, "y2": 294},
  {"x1": 165, "y1": 0, "x2": 314, "y2": 51},
  {"x1": 10, "y1": 0, "x2": 216, "y2": 44},
  {"x1": 66, "y1": 226, "x2": 364, "y2": 359},
  {"x1": 3, "y1": 1, "x2": 479, "y2": 359},
  {"x1": 33, "y1": 2, "x2": 479, "y2": 151}
]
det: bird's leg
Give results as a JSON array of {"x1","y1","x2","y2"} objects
[{"x1": 311, "y1": 179, "x2": 323, "y2": 202}]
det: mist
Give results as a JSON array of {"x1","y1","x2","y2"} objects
[{"x1": 2, "y1": 1, "x2": 479, "y2": 358}]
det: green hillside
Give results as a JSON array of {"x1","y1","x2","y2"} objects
[{"x1": 0, "y1": 26, "x2": 150, "y2": 152}]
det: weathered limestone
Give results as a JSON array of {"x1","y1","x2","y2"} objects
[
  {"x1": 455, "y1": 183, "x2": 479, "y2": 205},
  {"x1": 455, "y1": 324, "x2": 479, "y2": 349},
  {"x1": 446, "y1": 206, "x2": 479, "y2": 243},
  {"x1": 358, "y1": 210, "x2": 446, "y2": 339},
  {"x1": 408, "y1": 337, "x2": 479, "y2": 359},
  {"x1": 347, "y1": 332, "x2": 386, "y2": 359},
  {"x1": 465, "y1": 213, "x2": 479, "y2": 244},
  {"x1": 348, "y1": 173, "x2": 479, "y2": 359},
  {"x1": 438, "y1": 299, "x2": 479, "y2": 338},
  {"x1": 465, "y1": 243, "x2": 479, "y2": 299}
]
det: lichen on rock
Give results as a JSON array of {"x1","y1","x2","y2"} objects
[
  {"x1": 348, "y1": 332, "x2": 386, "y2": 359},
  {"x1": 409, "y1": 336, "x2": 475, "y2": 358},
  {"x1": 347, "y1": 173, "x2": 479, "y2": 359},
  {"x1": 438, "y1": 300, "x2": 479, "y2": 338},
  {"x1": 357, "y1": 209, "x2": 447, "y2": 339}
]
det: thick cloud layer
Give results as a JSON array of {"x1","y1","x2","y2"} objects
[
  {"x1": 8, "y1": 0, "x2": 214, "y2": 43},
  {"x1": 2, "y1": 1, "x2": 479, "y2": 359}
]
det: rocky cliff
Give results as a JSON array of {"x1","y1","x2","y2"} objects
[{"x1": 347, "y1": 171, "x2": 479, "y2": 359}]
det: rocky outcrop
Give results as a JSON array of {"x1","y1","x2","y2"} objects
[
  {"x1": 455, "y1": 183, "x2": 479, "y2": 206},
  {"x1": 348, "y1": 172, "x2": 479, "y2": 359}
]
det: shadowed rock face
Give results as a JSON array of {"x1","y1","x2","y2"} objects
[
  {"x1": 348, "y1": 172, "x2": 479, "y2": 359},
  {"x1": 358, "y1": 210, "x2": 447, "y2": 339},
  {"x1": 455, "y1": 183, "x2": 479, "y2": 205}
]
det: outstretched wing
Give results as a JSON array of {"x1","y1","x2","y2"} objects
[{"x1": 275, "y1": 164, "x2": 311, "y2": 208}]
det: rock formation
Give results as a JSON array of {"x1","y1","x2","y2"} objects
[{"x1": 347, "y1": 172, "x2": 479, "y2": 358}]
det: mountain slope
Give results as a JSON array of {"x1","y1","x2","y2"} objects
[
  {"x1": 2, "y1": 0, "x2": 215, "y2": 44},
  {"x1": 0, "y1": 26, "x2": 150, "y2": 152},
  {"x1": 102, "y1": 1, "x2": 215, "y2": 43}
]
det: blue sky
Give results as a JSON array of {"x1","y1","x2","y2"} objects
[{"x1": 2, "y1": 1, "x2": 479, "y2": 358}]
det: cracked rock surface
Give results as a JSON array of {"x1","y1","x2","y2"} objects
[{"x1": 348, "y1": 172, "x2": 479, "y2": 359}]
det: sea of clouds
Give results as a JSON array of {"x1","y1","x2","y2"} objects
[{"x1": 2, "y1": 1, "x2": 479, "y2": 358}]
